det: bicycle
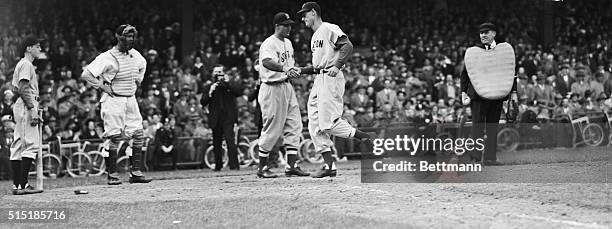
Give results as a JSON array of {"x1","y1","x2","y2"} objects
[
  {"x1": 35, "y1": 137, "x2": 93, "y2": 178},
  {"x1": 204, "y1": 125, "x2": 253, "y2": 169}
]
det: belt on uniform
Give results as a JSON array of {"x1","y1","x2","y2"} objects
[
  {"x1": 21, "y1": 95, "x2": 40, "y2": 101},
  {"x1": 263, "y1": 79, "x2": 290, "y2": 85},
  {"x1": 113, "y1": 94, "x2": 134, "y2": 97}
]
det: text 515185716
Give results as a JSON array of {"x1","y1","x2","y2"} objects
[{"x1": 0, "y1": 208, "x2": 69, "y2": 223}]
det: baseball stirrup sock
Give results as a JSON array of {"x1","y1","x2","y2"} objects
[
  {"x1": 321, "y1": 151, "x2": 334, "y2": 170},
  {"x1": 11, "y1": 160, "x2": 21, "y2": 189},
  {"x1": 21, "y1": 157, "x2": 34, "y2": 188},
  {"x1": 286, "y1": 147, "x2": 298, "y2": 169},
  {"x1": 131, "y1": 130, "x2": 145, "y2": 171},
  {"x1": 258, "y1": 150, "x2": 269, "y2": 170}
]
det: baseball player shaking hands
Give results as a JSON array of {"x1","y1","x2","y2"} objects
[
  {"x1": 256, "y1": 13, "x2": 310, "y2": 178},
  {"x1": 81, "y1": 24, "x2": 152, "y2": 185},
  {"x1": 295, "y1": 2, "x2": 374, "y2": 178}
]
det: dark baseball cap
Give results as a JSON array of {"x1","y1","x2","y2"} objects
[
  {"x1": 115, "y1": 24, "x2": 137, "y2": 36},
  {"x1": 273, "y1": 12, "x2": 295, "y2": 25},
  {"x1": 479, "y1": 22, "x2": 496, "y2": 33},
  {"x1": 297, "y1": 2, "x2": 321, "y2": 15},
  {"x1": 22, "y1": 35, "x2": 43, "y2": 48}
]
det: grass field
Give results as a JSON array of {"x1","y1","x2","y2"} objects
[{"x1": 0, "y1": 146, "x2": 610, "y2": 229}]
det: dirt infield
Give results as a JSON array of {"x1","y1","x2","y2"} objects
[{"x1": 1, "y1": 159, "x2": 610, "y2": 229}]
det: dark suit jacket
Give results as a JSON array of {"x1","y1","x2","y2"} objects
[
  {"x1": 437, "y1": 83, "x2": 459, "y2": 101},
  {"x1": 554, "y1": 75, "x2": 574, "y2": 97},
  {"x1": 201, "y1": 80, "x2": 242, "y2": 128},
  {"x1": 460, "y1": 43, "x2": 518, "y2": 101}
]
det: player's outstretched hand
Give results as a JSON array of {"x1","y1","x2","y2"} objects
[
  {"x1": 286, "y1": 67, "x2": 301, "y2": 78},
  {"x1": 327, "y1": 66, "x2": 340, "y2": 77}
]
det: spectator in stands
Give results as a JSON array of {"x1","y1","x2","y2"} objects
[
  {"x1": 79, "y1": 119, "x2": 100, "y2": 140},
  {"x1": 571, "y1": 69, "x2": 591, "y2": 98},
  {"x1": 532, "y1": 74, "x2": 554, "y2": 105},
  {"x1": 590, "y1": 72, "x2": 605, "y2": 100},
  {"x1": 0, "y1": 90, "x2": 14, "y2": 117},
  {"x1": 153, "y1": 117, "x2": 177, "y2": 170},
  {"x1": 376, "y1": 79, "x2": 399, "y2": 113},
  {"x1": 0, "y1": 115, "x2": 14, "y2": 180},
  {"x1": 555, "y1": 64, "x2": 574, "y2": 97}
]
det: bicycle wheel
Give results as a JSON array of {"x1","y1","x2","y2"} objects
[
  {"x1": 497, "y1": 128, "x2": 520, "y2": 153},
  {"x1": 116, "y1": 156, "x2": 130, "y2": 173},
  {"x1": 248, "y1": 139, "x2": 260, "y2": 164},
  {"x1": 204, "y1": 146, "x2": 228, "y2": 169},
  {"x1": 583, "y1": 123, "x2": 604, "y2": 146},
  {"x1": 42, "y1": 154, "x2": 62, "y2": 179},
  {"x1": 300, "y1": 139, "x2": 323, "y2": 163},
  {"x1": 238, "y1": 142, "x2": 253, "y2": 168},
  {"x1": 88, "y1": 151, "x2": 106, "y2": 176},
  {"x1": 66, "y1": 152, "x2": 92, "y2": 177}
]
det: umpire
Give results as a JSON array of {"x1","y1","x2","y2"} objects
[
  {"x1": 201, "y1": 64, "x2": 242, "y2": 171},
  {"x1": 461, "y1": 22, "x2": 518, "y2": 166}
]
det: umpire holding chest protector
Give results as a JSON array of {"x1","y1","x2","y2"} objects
[{"x1": 461, "y1": 22, "x2": 518, "y2": 166}]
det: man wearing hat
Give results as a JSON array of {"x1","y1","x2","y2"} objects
[
  {"x1": 461, "y1": 22, "x2": 518, "y2": 166},
  {"x1": 296, "y1": 1, "x2": 375, "y2": 178},
  {"x1": 554, "y1": 63, "x2": 574, "y2": 97},
  {"x1": 532, "y1": 74, "x2": 554, "y2": 105},
  {"x1": 570, "y1": 68, "x2": 591, "y2": 99},
  {"x1": 9, "y1": 35, "x2": 44, "y2": 194},
  {"x1": 81, "y1": 24, "x2": 152, "y2": 185},
  {"x1": 255, "y1": 12, "x2": 309, "y2": 178}
]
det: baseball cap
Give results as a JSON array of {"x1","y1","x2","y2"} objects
[
  {"x1": 115, "y1": 24, "x2": 137, "y2": 36},
  {"x1": 22, "y1": 35, "x2": 43, "y2": 48},
  {"x1": 478, "y1": 22, "x2": 497, "y2": 33},
  {"x1": 273, "y1": 12, "x2": 295, "y2": 25},
  {"x1": 21, "y1": 35, "x2": 43, "y2": 54},
  {"x1": 297, "y1": 2, "x2": 321, "y2": 16}
]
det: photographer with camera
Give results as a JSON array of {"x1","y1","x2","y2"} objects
[{"x1": 200, "y1": 64, "x2": 242, "y2": 171}]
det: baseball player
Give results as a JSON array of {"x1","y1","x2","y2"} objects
[
  {"x1": 297, "y1": 2, "x2": 373, "y2": 178},
  {"x1": 256, "y1": 12, "x2": 310, "y2": 178},
  {"x1": 81, "y1": 24, "x2": 152, "y2": 185},
  {"x1": 9, "y1": 35, "x2": 44, "y2": 195}
]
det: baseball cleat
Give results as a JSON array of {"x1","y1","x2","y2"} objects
[
  {"x1": 107, "y1": 172, "x2": 122, "y2": 185},
  {"x1": 12, "y1": 185, "x2": 26, "y2": 195},
  {"x1": 257, "y1": 167, "x2": 279, "y2": 178},
  {"x1": 285, "y1": 166, "x2": 310, "y2": 177},
  {"x1": 311, "y1": 166, "x2": 337, "y2": 178},
  {"x1": 22, "y1": 184, "x2": 43, "y2": 194},
  {"x1": 128, "y1": 170, "x2": 153, "y2": 183}
]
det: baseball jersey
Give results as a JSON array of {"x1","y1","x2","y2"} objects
[
  {"x1": 310, "y1": 22, "x2": 346, "y2": 69},
  {"x1": 12, "y1": 58, "x2": 38, "y2": 96},
  {"x1": 86, "y1": 47, "x2": 146, "y2": 96},
  {"x1": 258, "y1": 35, "x2": 295, "y2": 82}
]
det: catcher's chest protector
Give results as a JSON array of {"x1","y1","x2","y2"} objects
[{"x1": 464, "y1": 42, "x2": 516, "y2": 100}]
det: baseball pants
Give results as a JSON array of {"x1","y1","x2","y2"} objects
[
  {"x1": 258, "y1": 82, "x2": 303, "y2": 152},
  {"x1": 10, "y1": 99, "x2": 40, "y2": 160},
  {"x1": 100, "y1": 94, "x2": 143, "y2": 139},
  {"x1": 307, "y1": 72, "x2": 355, "y2": 153}
]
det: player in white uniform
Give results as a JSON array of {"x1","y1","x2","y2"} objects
[
  {"x1": 297, "y1": 2, "x2": 374, "y2": 178},
  {"x1": 81, "y1": 24, "x2": 152, "y2": 185},
  {"x1": 10, "y1": 35, "x2": 44, "y2": 195},
  {"x1": 256, "y1": 12, "x2": 310, "y2": 178}
]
